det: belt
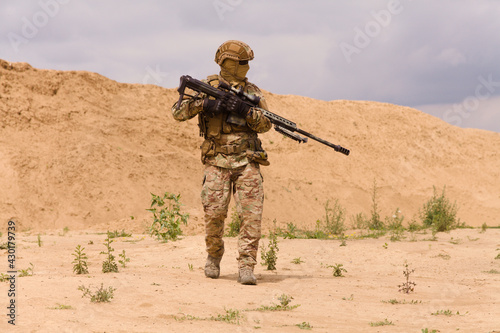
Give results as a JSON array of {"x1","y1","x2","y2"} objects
[{"x1": 215, "y1": 142, "x2": 250, "y2": 155}]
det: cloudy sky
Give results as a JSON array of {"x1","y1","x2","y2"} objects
[{"x1": 2, "y1": 0, "x2": 500, "y2": 132}]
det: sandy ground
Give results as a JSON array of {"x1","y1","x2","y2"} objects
[
  {"x1": 1, "y1": 227, "x2": 499, "y2": 332},
  {"x1": 1, "y1": 60, "x2": 500, "y2": 332}
]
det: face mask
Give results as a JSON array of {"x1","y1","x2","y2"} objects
[{"x1": 220, "y1": 59, "x2": 249, "y2": 84}]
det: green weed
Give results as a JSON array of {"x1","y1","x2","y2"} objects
[
  {"x1": 321, "y1": 199, "x2": 346, "y2": 235},
  {"x1": 78, "y1": 283, "x2": 116, "y2": 303},
  {"x1": 210, "y1": 308, "x2": 242, "y2": 325},
  {"x1": 327, "y1": 263, "x2": 347, "y2": 277},
  {"x1": 19, "y1": 263, "x2": 34, "y2": 277},
  {"x1": 420, "y1": 186, "x2": 459, "y2": 233},
  {"x1": 296, "y1": 322, "x2": 313, "y2": 330},
  {"x1": 72, "y1": 245, "x2": 89, "y2": 274},
  {"x1": 101, "y1": 232, "x2": 118, "y2": 273},
  {"x1": 50, "y1": 304, "x2": 73, "y2": 310},
  {"x1": 261, "y1": 228, "x2": 279, "y2": 270},
  {"x1": 291, "y1": 257, "x2": 304, "y2": 264},
  {"x1": 108, "y1": 229, "x2": 132, "y2": 238},
  {"x1": 369, "y1": 319, "x2": 393, "y2": 327},
  {"x1": 250, "y1": 294, "x2": 300, "y2": 311},
  {"x1": 118, "y1": 250, "x2": 130, "y2": 268},
  {"x1": 368, "y1": 179, "x2": 384, "y2": 230},
  {"x1": 225, "y1": 207, "x2": 241, "y2": 237},
  {"x1": 147, "y1": 192, "x2": 189, "y2": 242}
]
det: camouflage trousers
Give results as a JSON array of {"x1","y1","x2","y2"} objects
[{"x1": 201, "y1": 163, "x2": 264, "y2": 269}]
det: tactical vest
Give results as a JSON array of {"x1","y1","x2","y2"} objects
[{"x1": 198, "y1": 75, "x2": 268, "y2": 165}]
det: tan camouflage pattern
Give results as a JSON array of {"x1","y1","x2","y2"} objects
[
  {"x1": 171, "y1": 71, "x2": 270, "y2": 271},
  {"x1": 201, "y1": 163, "x2": 264, "y2": 268},
  {"x1": 214, "y1": 40, "x2": 254, "y2": 65},
  {"x1": 171, "y1": 74, "x2": 272, "y2": 169}
]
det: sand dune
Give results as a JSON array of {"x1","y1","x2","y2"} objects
[{"x1": 1, "y1": 59, "x2": 499, "y2": 232}]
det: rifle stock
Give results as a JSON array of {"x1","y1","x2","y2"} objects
[{"x1": 176, "y1": 75, "x2": 350, "y2": 156}]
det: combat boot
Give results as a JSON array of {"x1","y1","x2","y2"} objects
[
  {"x1": 205, "y1": 255, "x2": 222, "y2": 279},
  {"x1": 238, "y1": 267, "x2": 257, "y2": 285}
]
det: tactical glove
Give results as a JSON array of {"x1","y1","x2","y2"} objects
[
  {"x1": 202, "y1": 98, "x2": 223, "y2": 116},
  {"x1": 222, "y1": 94, "x2": 252, "y2": 117}
]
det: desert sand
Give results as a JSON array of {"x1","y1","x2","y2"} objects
[{"x1": 0, "y1": 60, "x2": 499, "y2": 332}]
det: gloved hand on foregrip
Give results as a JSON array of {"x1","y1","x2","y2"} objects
[{"x1": 222, "y1": 94, "x2": 252, "y2": 117}]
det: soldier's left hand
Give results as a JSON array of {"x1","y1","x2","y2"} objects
[{"x1": 222, "y1": 94, "x2": 251, "y2": 117}]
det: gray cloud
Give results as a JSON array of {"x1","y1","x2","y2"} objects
[{"x1": 1, "y1": 0, "x2": 499, "y2": 132}]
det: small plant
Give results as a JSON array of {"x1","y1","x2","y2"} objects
[
  {"x1": 108, "y1": 229, "x2": 132, "y2": 238},
  {"x1": 322, "y1": 199, "x2": 346, "y2": 235},
  {"x1": 296, "y1": 322, "x2": 313, "y2": 330},
  {"x1": 210, "y1": 308, "x2": 242, "y2": 325},
  {"x1": 291, "y1": 257, "x2": 304, "y2": 264},
  {"x1": 225, "y1": 207, "x2": 241, "y2": 237},
  {"x1": 101, "y1": 232, "x2": 118, "y2": 273},
  {"x1": 480, "y1": 222, "x2": 487, "y2": 232},
  {"x1": 252, "y1": 293, "x2": 300, "y2": 311},
  {"x1": 484, "y1": 269, "x2": 500, "y2": 274},
  {"x1": 0, "y1": 273, "x2": 10, "y2": 282},
  {"x1": 436, "y1": 253, "x2": 451, "y2": 260},
  {"x1": 386, "y1": 208, "x2": 405, "y2": 241},
  {"x1": 369, "y1": 319, "x2": 393, "y2": 327},
  {"x1": 383, "y1": 242, "x2": 388, "y2": 249},
  {"x1": 421, "y1": 329, "x2": 438, "y2": 333},
  {"x1": 398, "y1": 262, "x2": 416, "y2": 293},
  {"x1": 261, "y1": 228, "x2": 279, "y2": 270},
  {"x1": 342, "y1": 294, "x2": 354, "y2": 301},
  {"x1": 147, "y1": 192, "x2": 189, "y2": 242},
  {"x1": 382, "y1": 299, "x2": 422, "y2": 304},
  {"x1": 78, "y1": 283, "x2": 116, "y2": 303},
  {"x1": 59, "y1": 226, "x2": 70, "y2": 236},
  {"x1": 368, "y1": 179, "x2": 384, "y2": 230},
  {"x1": 37, "y1": 234, "x2": 43, "y2": 247},
  {"x1": 280, "y1": 222, "x2": 299, "y2": 239},
  {"x1": 19, "y1": 263, "x2": 34, "y2": 277},
  {"x1": 50, "y1": 304, "x2": 73, "y2": 310},
  {"x1": 339, "y1": 233, "x2": 347, "y2": 246},
  {"x1": 72, "y1": 245, "x2": 89, "y2": 274},
  {"x1": 328, "y1": 263, "x2": 347, "y2": 277},
  {"x1": 420, "y1": 186, "x2": 459, "y2": 233},
  {"x1": 188, "y1": 263, "x2": 194, "y2": 271},
  {"x1": 386, "y1": 208, "x2": 404, "y2": 230},
  {"x1": 118, "y1": 250, "x2": 130, "y2": 268},
  {"x1": 350, "y1": 212, "x2": 368, "y2": 229},
  {"x1": 495, "y1": 253, "x2": 500, "y2": 260},
  {"x1": 431, "y1": 309, "x2": 455, "y2": 316}
]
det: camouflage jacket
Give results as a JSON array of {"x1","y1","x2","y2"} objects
[{"x1": 172, "y1": 74, "x2": 272, "y2": 169}]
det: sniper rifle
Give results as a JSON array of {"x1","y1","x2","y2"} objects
[{"x1": 176, "y1": 75, "x2": 350, "y2": 156}]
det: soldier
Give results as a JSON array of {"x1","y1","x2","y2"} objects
[{"x1": 172, "y1": 40, "x2": 272, "y2": 285}]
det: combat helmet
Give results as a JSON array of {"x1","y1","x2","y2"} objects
[{"x1": 214, "y1": 40, "x2": 254, "y2": 65}]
